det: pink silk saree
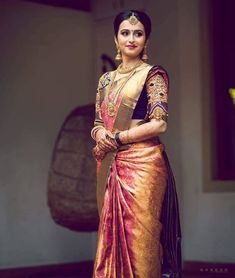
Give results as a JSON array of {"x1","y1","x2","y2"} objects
[{"x1": 93, "y1": 64, "x2": 181, "y2": 278}]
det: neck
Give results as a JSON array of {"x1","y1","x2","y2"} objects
[
  {"x1": 121, "y1": 57, "x2": 142, "y2": 68},
  {"x1": 117, "y1": 58, "x2": 143, "y2": 74}
]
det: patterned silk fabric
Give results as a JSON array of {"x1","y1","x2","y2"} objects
[
  {"x1": 93, "y1": 141, "x2": 167, "y2": 278},
  {"x1": 93, "y1": 64, "x2": 181, "y2": 278}
]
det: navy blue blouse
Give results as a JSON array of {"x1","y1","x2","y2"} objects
[{"x1": 132, "y1": 65, "x2": 169, "y2": 122}]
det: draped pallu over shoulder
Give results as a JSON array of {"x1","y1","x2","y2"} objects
[{"x1": 96, "y1": 63, "x2": 152, "y2": 214}]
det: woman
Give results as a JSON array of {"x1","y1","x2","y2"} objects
[{"x1": 91, "y1": 10, "x2": 182, "y2": 278}]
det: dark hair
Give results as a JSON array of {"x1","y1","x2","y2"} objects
[{"x1": 113, "y1": 10, "x2": 152, "y2": 40}]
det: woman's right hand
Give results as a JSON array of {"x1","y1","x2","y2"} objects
[
  {"x1": 96, "y1": 129, "x2": 117, "y2": 152},
  {"x1": 92, "y1": 131, "x2": 117, "y2": 161},
  {"x1": 92, "y1": 145, "x2": 106, "y2": 161}
]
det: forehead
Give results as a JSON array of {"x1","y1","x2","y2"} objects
[{"x1": 118, "y1": 19, "x2": 145, "y2": 32}]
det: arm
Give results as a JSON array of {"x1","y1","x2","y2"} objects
[
  {"x1": 91, "y1": 74, "x2": 106, "y2": 142},
  {"x1": 119, "y1": 119, "x2": 167, "y2": 144},
  {"x1": 118, "y1": 67, "x2": 169, "y2": 144},
  {"x1": 91, "y1": 73, "x2": 117, "y2": 160}
]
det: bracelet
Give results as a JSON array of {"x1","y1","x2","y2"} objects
[
  {"x1": 97, "y1": 129, "x2": 106, "y2": 144},
  {"x1": 91, "y1": 126, "x2": 104, "y2": 140},
  {"x1": 91, "y1": 126, "x2": 99, "y2": 140},
  {"x1": 122, "y1": 130, "x2": 130, "y2": 144},
  {"x1": 126, "y1": 130, "x2": 130, "y2": 143},
  {"x1": 114, "y1": 132, "x2": 123, "y2": 146}
]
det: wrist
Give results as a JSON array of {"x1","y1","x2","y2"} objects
[
  {"x1": 96, "y1": 128, "x2": 106, "y2": 142},
  {"x1": 91, "y1": 126, "x2": 105, "y2": 141},
  {"x1": 114, "y1": 132, "x2": 123, "y2": 146},
  {"x1": 119, "y1": 130, "x2": 131, "y2": 144}
]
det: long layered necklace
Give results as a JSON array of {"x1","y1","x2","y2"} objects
[{"x1": 105, "y1": 60, "x2": 143, "y2": 117}]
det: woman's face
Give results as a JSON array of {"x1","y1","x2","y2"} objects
[{"x1": 115, "y1": 19, "x2": 146, "y2": 61}]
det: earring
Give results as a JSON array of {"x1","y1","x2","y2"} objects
[
  {"x1": 142, "y1": 45, "x2": 148, "y2": 61},
  {"x1": 115, "y1": 47, "x2": 122, "y2": 61}
]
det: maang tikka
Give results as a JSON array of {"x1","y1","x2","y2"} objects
[{"x1": 128, "y1": 12, "x2": 139, "y2": 25}]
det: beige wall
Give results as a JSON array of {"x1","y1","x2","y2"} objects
[
  {"x1": 177, "y1": 0, "x2": 235, "y2": 262},
  {"x1": 0, "y1": 1, "x2": 95, "y2": 268}
]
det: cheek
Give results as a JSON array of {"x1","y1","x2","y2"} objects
[
  {"x1": 139, "y1": 40, "x2": 145, "y2": 49},
  {"x1": 117, "y1": 35, "x2": 126, "y2": 45},
  {"x1": 136, "y1": 36, "x2": 146, "y2": 46},
  {"x1": 141, "y1": 36, "x2": 146, "y2": 45}
]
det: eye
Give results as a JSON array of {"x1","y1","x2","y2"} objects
[
  {"x1": 120, "y1": 30, "x2": 129, "y2": 36},
  {"x1": 134, "y1": 30, "x2": 144, "y2": 37}
]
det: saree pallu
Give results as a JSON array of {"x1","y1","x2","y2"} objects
[{"x1": 93, "y1": 139, "x2": 167, "y2": 278}]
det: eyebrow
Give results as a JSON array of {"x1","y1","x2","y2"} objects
[{"x1": 120, "y1": 28, "x2": 144, "y2": 32}]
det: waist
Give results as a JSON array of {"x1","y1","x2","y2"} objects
[{"x1": 118, "y1": 136, "x2": 162, "y2": 151}]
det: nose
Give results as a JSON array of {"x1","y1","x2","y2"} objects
[{"x1": 129, "y1": 32, "x2": 135, "y2": 43}]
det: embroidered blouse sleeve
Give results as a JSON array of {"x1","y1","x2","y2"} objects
[
  {"x1": 146, "y1": 66, "x2": 169, "y2": 122},
  {"x1": 94, "y1": 72, "x2": 111, "y2": 127}
]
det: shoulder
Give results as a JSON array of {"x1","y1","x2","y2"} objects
[
  {"x1": 146, "y1": 65, "x2": 169, "y2": 87},
  {"x1": 147, "y1": 65, "x2": 168, "y2": 78},
  {"x1": 98, "y1": 70, "x2": 116, "y2": 89}
]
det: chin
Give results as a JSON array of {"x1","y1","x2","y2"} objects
[{"x1": 124, "y1": 52, "x2": 142, "y2": 60}]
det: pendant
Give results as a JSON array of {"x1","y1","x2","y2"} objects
[{"x1": 107, "y1": 102, "x2": 116, "y2": 117}]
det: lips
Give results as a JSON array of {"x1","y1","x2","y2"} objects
[{"x1": 126, "y1": 45, "x2": 137, "y2": 49}]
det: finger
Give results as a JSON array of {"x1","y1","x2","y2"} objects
[
  {"x1": 99, "y1": 143, "x2": 116, "y2": 153},
  {"x1": 103, "y1": 139, "x2": 115, "y2": 147},
  {"x1": 98, "y1": 143, "x2": 107, "y2": 151},
  {"x1": 98, "y1": 138, "x2": 114, "y2": 149},
  {"x1": 103, "y1": 140, "x2": 117, "y2": 150},
  {"x1": 106, "y1": 131, "x2": 115, "y2": 139},
  {"x1": 98, "y1": 136, "x2": 118, "y2": 150}
]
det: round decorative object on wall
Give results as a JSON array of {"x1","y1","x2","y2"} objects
[{"x1": 47, "y1": 104, "x2": 99, "y2": 231}]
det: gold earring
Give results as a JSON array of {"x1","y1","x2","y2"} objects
[
  {"x1": 142, "y1": 45, "x2": 148, "y2": 61},
  {"x1": 115, "y1": 47, "x2": 122, "y2": 61}
]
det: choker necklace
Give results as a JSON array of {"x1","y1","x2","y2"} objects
[{"x1": 117, "y1": 60, "x2": 143, "y2": 74}]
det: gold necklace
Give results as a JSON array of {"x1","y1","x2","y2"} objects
[
  {"x1": 105, "y1": 69, "x2": 137, "y2": 117},
  {"x1": 105, "y1": 71, "x2": 117, "y2": 117},
  {"x1": 117, "y1": 60, "x2": 143, "y2": 74}
]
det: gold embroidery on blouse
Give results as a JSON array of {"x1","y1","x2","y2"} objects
[
  {"x1": 95, "y1": 89, "x2": 101, "y2": 114},
  {"x1": 149, "y1": 107, "x2": 168, "y2": 122},
  {"x1": 96, "y1": 73, "x2": 112, "y2": 115},
  {"x1": 147, "y1": 74, "x2": 168, "y2": 104},
  {"x1": 146, "y1": 73, "x2": 168, "y2": 122}
]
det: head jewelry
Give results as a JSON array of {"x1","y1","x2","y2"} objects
[{"x1": 128, "y1": 12, "x2": 139, "y2": 25}]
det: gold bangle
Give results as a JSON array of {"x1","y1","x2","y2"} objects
[
  {"x1": 122, "y1": 131, "x2": 127, "y2": 144},
  {"x1": 126, "y1": 130, "x2": 130, "y2": 143},
  {"x1": 122, "y1": 130, "x2": 130, "y2": 144},
  {"x1": 119, "y1": 130, "x2": 131, "y2": 144},
  {"x1": 91, "y1": 126, "x2": 103, "y2": 140},
  {"x1": 97, "y1": 129, "x2": 106, "y2": 144}
]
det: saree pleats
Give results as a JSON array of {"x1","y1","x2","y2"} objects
[{"x1": 93, "y1": 141, "x2": 167, "y2": 278}]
